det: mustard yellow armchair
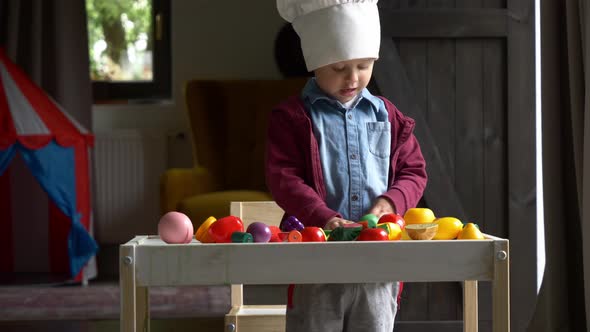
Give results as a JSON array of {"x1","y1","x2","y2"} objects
[{"x1": 160, "y1": 78, "x2": 307, "y2": 228}]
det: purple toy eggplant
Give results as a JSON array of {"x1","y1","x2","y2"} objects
[{"x1": 281, "y1": 215, "x2": 304, "y2": 232}]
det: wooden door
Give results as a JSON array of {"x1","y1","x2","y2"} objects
[{"x1": 373, "y1": 1, "x2": 535, "y2": 331}]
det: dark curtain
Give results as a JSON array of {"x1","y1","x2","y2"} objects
[{"x1": 528, "y1": 0, "x2": 589, "y2": 330}]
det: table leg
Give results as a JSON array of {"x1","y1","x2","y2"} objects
[
  {"x1": 120, "y1": 244, "x2": 150, "y2": 332},
  {"x1": 464, "y1": 280, "x2": 478, "y2": 332},
  {"x1": 493, "y1": 240, "x2": 510, "y2": 332},
  {"x1": 136, "y1": 285, "x2": 150, "y2": 331}
]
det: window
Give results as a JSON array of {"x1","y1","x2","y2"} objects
[{"x1": 86, "y1": 0, "x2": 171, "y2": 102}]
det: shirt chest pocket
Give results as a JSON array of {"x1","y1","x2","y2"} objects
[{"x1": 366, "y1": 122, "x2": 391, "y2": 158}]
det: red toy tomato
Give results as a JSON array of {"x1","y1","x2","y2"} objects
[
  {"x1": 357, "y1": 228, "x2": 389, "y2": 241},
  {"x1": 208, "y1": 216, "x2": 244, "y2": 243},
  {"x1": 300, "y1": 227, "x2": 326, "y2": 242},
  {"x1": 378, "y1": 213, "x2": 405, "y2": 230}
]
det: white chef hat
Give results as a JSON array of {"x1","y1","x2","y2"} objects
[{"x1": 277, "y1": 0, "x2": 380, "y2": 71}]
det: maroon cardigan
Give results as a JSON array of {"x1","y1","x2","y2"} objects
[{"x1": 265, "y1": 95, "x2": 427, "y2": 228}]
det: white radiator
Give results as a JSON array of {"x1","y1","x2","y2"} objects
[{"x1": 93, "y1": 130, "x2": 168, "y2": 244}]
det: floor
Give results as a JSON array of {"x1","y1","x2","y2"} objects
[
  {"x1": 0, "y1": 318, "x2": 224, "y2": 332},
  {"x1": 0, "y1": 267, "x2": 477, "y2": 331},
  {"x1": 0, "y1": 275, "x2": 480, "y2": 332},
  {"x1": 0, "y1": 270, "x2": 286, "y2": 332}
]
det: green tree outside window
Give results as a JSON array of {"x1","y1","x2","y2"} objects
[{"x1": 86, "y1": 0, "x2": 152, "y2": 81}]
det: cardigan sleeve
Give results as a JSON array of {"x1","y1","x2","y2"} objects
[{"x1": 265, "y1": 103, "x2": 340, "y2": 228}]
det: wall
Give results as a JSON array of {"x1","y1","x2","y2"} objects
[{"x1": 92, "y1": 0, "x2": 286, "y2": 132}]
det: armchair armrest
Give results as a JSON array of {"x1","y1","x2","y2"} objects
[{"x1": 160, "y1": 167, "x2": 219, "y2": 214}]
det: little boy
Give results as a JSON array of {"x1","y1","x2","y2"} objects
[{"x1": 266, "y1": 1, "x2": 428, "y2": 331}]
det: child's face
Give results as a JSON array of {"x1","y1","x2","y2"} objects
[{"x1": 314, "y1": 58, "x2": 375, "y2": 104}]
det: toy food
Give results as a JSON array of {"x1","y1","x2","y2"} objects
[
  {"x1": 377, "y1": 222, "x2": 402, "y2": 240},
  {"x1": 358, "y1": 221, "x2": 370, "y2": 229},
  {"x1": 246, "y1": 222, "x2": 272, "y2": 243},
  {"x1": 207, "y1": 215, "x2": 244, "y2": 243},
  {"x1": 281, "y1": 215, "x2": 304, "y2": 232},
  {"x1": 158, "y1": 211, "x2": 193, "y2": 244},
  {"x1": 231, "y1": 232, "x2": 254, "y2": 243},
  {"x1": 433, "y1": 217, "x2": 463, "y2": 240},
  {"x1": 343, "y1": 223, "x2": 364, "y2": 228},
  {"x1": 401, "y1": 229, "x2": 411, "y2": 240},
  {"x1": 195, "y1": 216, "x2": 216, "y2": 243},
  {"x1": 300, "y1": 227, "x2": 326, "y2": 242},
  {"x1": 269, "y1": 226, "x2": 282, "y2": 242},
  {"x1": 287, "y1": 230, "x2": 302, "y2": 242},
  {"x1": 357, "y1": 228, "x2": 389, "y2": 241},
  {"x1": 405, "y1": 223, "x2": 438, "y2": 240},
  {"x1": 378, "y1": 213, "x2": 405, "y2": 230},
  {"x1": 330, "y1": 226, "x2": 361, "y2": 241},
  {"x1": 359, "y1": 214, "x2": 379, "y2": 228},
  {"x1": 403, "y1": 208, "x2": 436, "y2": 225},
  {"x1": 457, "y1": 223, "x2": 485, "y2": 240},
  {"x1": 329, "y1": 225, "x2": 362, "y2": 241},
  {"x1": 277, "y1": 232, "x2": 290, "y2": 241}
]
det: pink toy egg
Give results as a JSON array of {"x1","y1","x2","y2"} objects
[
  {"x1": 158, "y1": 211, "x2": 193, "y2": 244},
  {"x1": 183, "y1": 217, "x2": 194, "y2": 243}
]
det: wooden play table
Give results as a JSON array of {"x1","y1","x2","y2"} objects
[
  {"x1": 120, "y1": 203, "x2": 509, "y2": 332},
  {"x1": 120, "y1": 235, "x2": 509, "y2": 331}
]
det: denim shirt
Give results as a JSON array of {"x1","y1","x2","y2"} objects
[{"x1": 302, "y1": 78, "x2": 391, "y2": 221}]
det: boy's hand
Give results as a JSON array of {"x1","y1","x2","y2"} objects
[
  {"x1": 368, "y1": 197, "x2": 396, "y2": 218},
  {"x1": 325, "y1": 217, "x2": 355, "y2": 230}
]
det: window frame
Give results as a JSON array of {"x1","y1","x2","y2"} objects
[{"x1": 90, "y1": 0, "x2": 171, "y2": 102}]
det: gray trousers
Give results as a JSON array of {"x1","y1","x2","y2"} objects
[{"x1": 286, "y1": 282, "x2": 399, "y2": 332}]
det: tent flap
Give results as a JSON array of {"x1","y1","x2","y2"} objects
[
  {"x1": 20, "y1": 141, "x2": 97, "y2": 277},
  {"x1": 69, "y1": 214, "x2": 98, "y2": 277},
  {"x1": 0, "y1": 48, "x2": 95, "y2": 278},
  {"x1": 0, "y1": 145, "x2": 16, "y2": 175}
]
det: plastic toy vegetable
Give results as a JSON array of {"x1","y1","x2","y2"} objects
[
  {"x1": 300, "y1": 227, "x2": 326, "y2": 242},
  {"x1": 378, "y1": 213, "x2": 405, "y2": 230},
  {"x1": 246, "y1": 222, "x2": 272, "y2": 243},
  {"x1": 276, "y1": 230, "x2": 303, "y2": 242},
  {"x1": 357, "y1": 228, "x2": 389, "y2": 241},
  {"x1": 195, "y1": 216, "x2": 216, "y2": 243},
  {"x1": 281, "y1": 215, "x2": 304, "y2": 232},
  {"x1": 207, "y1": 215, "x2": 244, "y2": 243},
  {"x1": 287, "y1": 230, "x2": 302, "y2": 242},
  {"x1": 269, "y1": 226, "x2": 282, "y2": 242},
  {"x1": 231, "y1": 232, "x2": 253, "y2": 243},
  {"x1": 377, "y1": 222, "x2": 402, "y2": 240},
  {"x1": 329, "y1": 225, "x2": 362, "y2": 241},
  {"x1": 359, "y1": 214, "x2": 379, "y2": 228}
]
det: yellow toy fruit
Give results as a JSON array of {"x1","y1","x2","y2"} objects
[
  {"x1": 403, "y1": 208, "x2": 436, "y2": 225},
  {"x1": 195, "y1": 216, "x2": 216, "y2": 243},
  {"x1": 433, "y1": 217, "x2": 463, "y2": 240},
  {"x1": 457, "y1": 223, "x2": 484, "y2": 240},
  {"x1": 401, "y1": 229, "x2": 411, "y2": 240},
  {"x1": 377, "y1": 222, "x2": 402, "y2": 240},
  {"x1": 405, "y1": 223, "x2": 438, "y2": 240}
]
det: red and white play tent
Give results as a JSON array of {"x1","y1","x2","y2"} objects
[{"x1": 0, "y1": 48, "x2": 97, "y2": 281}]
